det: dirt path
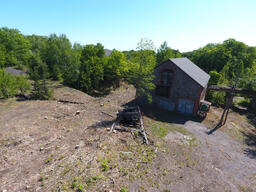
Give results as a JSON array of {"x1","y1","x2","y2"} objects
[{"x1": 184, "y1": 121, "x2": 256, "y2": 191}]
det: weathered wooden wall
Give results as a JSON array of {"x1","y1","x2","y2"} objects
[{"x1": 153, "y1": 60, "x2": 201, "y2": 99}]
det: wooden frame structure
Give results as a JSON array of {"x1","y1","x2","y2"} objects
[{"x1": 110, "y1": 106, "x2": 149, "y2": 144}]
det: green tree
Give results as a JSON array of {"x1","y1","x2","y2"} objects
[
  {"x1": 206, "y1": 70, "x2": 224, "y2": 106},
  {"x1": 239, "y1": 66, "x2": 256, "y2": 112},
  {"x1": 62, "y1": 43, "x2": 82, "y2": 88},
  {"x1": 0, "y1": 45, "x2": 6, "y2": 68},
  {"x1": 221, "y1": 57, "x2": 244, "y2": 85},
  {"x1": 156, "y1": 41, "x2": 182, "y2": 65},
  {"x1": 0, "y1": 27, "x2": 31, "y2": 68},
  {"x1": 29, "y1": 52, "x2": 53, "y2": 100},
  {"x1": 78, "y1": 43, "x2": 105, "y2": 93},
  {"x1": 15, "y1": 75, "x2": 31, "y2": 95},
  {"x1": 123, "y1": 50, "x2": 137, "y2": 62},
  {"x1": 0, "y1": 69, "x2": 18, "y2": 98},
  {"x1": 104, "y1": 50, "x2": 128, "y2": 87},
  {"x1": 26, "y1": 35, "x2": 48, "y2": 54},
  {"x1": 43, "y1": 34, "x2": 73, "y2": 80},
  {"x1": 208, "y1": 70, "x2": 222, "y2": 85},
  {"x1": 128, "y1": 38, "x2": 156, "y2": 102}
]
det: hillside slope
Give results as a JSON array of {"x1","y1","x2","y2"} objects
[{"x1": 0, "y1": 85, "x2": 255, "y2": 192}]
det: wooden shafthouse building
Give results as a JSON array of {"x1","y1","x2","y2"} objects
[{"x1": 152, "y1": 57, "x2": 210, "y2": 116}]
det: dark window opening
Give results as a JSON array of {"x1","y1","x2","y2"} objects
[
  {"x1": 155, "y1": 70, "x2": 173, "y2": 98},
  {"x1": 161, "y1": 70, "x2": 173, "y2": 86}
]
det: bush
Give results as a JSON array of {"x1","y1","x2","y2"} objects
[
  {"x1": 29, "y1": 52, "x2": 53, "y2": 100},
  {"x1": 0, "y1": 69, "x2": 17, "y2": 98},
  {"x1": 209, "y1": 70, "x2": 222, "y2": 85},
  {"x1": 0, "y1": 69, "x2": 31, "y2": 98},
  {"x1": 32, "y1": 79, "x2": 53, "y2": 100},
  {"x1": 206, "y1": 90, "x2": 225, "y2": 106},
  {"x1": 15, "y1": 75, "x2": 31, "y2": 95}
]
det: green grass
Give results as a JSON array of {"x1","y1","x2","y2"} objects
[
  {"x1": 77, "y1": 183, "x2": 84, "y2": 192},
  {"x1": 85, "y1": 175, "x2": 104, "y2": 187},
  {"x1": 0, "y1": 97, "x2": 17, "y2": 111},
  {"x1": 151, "y1": 124, "x2": 168, "y2": 138},
  {"x1": 98, "y1": 158, "x2": 111, "y2": 172},
  {"x1": 120, "y1": 185, "x2": 128, "y2": 192},
  {"x1": 169, "y1": 125, "x2": 191, "y2": 135},
  {"x1": 234, "y1": 97, "x2": 250, "y2": 108},
  {"x1": 146, "y1": 119, "x2": 192, "y2": 138},
  {"x1": 45, "y1": 156, "x2": 53, "y2": 164}
]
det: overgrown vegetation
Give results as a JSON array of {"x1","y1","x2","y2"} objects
[
  {"x1": 0, "y1": 69, "x2": 30, "y2": 98},
  {"x1": 28, "y1": 51, "x2": 53, "y2": 100},
  {"x1": 184, "y1": 39, "x2": 256, "y2": 107}
]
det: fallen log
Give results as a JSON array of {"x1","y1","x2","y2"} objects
[
  {"x1": 114, "y1": 126, "x2": 143, "y2": 133},
  {"x1": 57, "y1": 100, "x2": 84, "y2": 104},
  {"x1": 101, "y1": 111, "x2": 115, "y2": 118}
]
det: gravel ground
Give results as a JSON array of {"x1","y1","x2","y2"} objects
[{"x1": 184, "y1": 121, "x2": 256, "y2": 191}]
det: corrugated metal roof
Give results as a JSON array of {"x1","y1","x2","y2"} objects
[{"x1": 169, "y1": 57, "x2": 210, "y2": 87}]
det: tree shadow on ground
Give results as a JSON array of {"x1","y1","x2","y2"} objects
[
  {"x1": 231, "y1": 105, "x2": 256, "y2": 127},
  {"x1": 89, "y1": 88, "x2": 112, "y2": 97},
  {"x1": 244, "y1": 148, "x2": 256, "y2": 159},
  {"x1": 231, "y1": 106, "x2": 256, "y2": 159},
  {"x1": 207, "y1": 122, "x2": 223, "y2": 135},
  {"x1": 87, "y1": 120, "x2": 114, "y2": 129},
  {"x1": 242, "y1": 129, "x2": 256, "y2": 159},
  {"x1": 16, "y1": 94, "x2": 33, "y2": 101}
]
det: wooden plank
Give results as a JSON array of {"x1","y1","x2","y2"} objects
[
  {"x1": 208, "y1": 85, "x2": 256, "y2": 96},
  {"x1": 114, "y1": 126, "x2": 143, "y2": 133},
  {"x1": 101, "y1": 111, "x2": 115, "y2": 118},
  {"x1": 110, "y1": 122, "x2": 116, "y2": 132},
  {"x1": 137, "y1": 106, "x2": 149, "y2": 145}
]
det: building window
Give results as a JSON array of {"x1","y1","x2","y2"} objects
[
  {"x1": 155, "y1": 70, "x2": 173, "y2": 98},
  {"x1": 161, "y1": 70, "x2": 173, "y2": 85}
]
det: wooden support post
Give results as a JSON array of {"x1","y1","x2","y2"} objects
[
  {"x1": 219, "y1": 107, "x2": 227, "y2": 125},
  {"x1": 223, "y1": 108, "x2": 230, "y2": 125},
  {"x1": 217, "y1": 79, "x2": 237, "y2": 127}
]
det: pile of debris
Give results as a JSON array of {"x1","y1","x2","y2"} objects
[{"x1": 110, "y1": 106, "x2": 148, "y2": 144}]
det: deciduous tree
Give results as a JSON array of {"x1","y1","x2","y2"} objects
[
  {"x1": 128, "y1": 38, "x2": 156, "y2": 102},
  {"x1": 156, "y1": 41, "x2": 181, "y2": 65}
]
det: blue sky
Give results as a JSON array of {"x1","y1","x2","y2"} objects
[{"x1": 0, "y1": 0, "x2": 255, "y2": 52}]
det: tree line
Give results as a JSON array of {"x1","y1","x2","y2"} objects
[
  {"x1": 0, "y1": 27, "x2": 255, "y2": 111},
  {"x1": 184, "y1": 39, "x2": 256, "y2": 110}
]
